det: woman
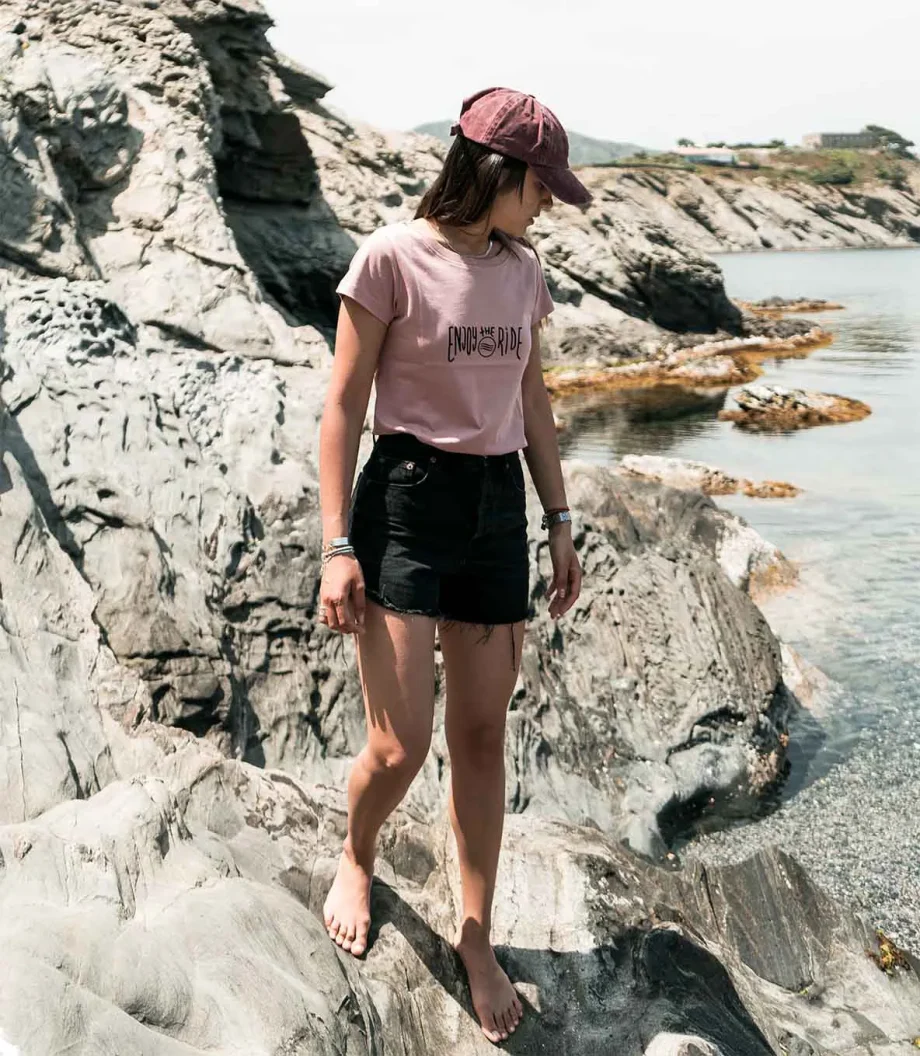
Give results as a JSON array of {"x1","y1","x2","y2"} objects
[{"x1": 317, "y1": 87, "x2": 589, "y2": 1044}]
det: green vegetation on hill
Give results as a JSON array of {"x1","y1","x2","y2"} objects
[
  {"x1": 412, "y1": 120, "x2": 649, "y2": 166},
  {"x1": 597, "y1": 146, "x2": 918, "y2": 192},
  {"x1": 744, "y1": 148, "x2": 917, "y2": 190}
]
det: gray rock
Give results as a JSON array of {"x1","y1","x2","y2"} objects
[
  {"x1": 735, "y1": 385, "x2": 838, "y2": 413},
  {"x1": 572, "y1": 165, "x2": 920, "y2": 254},
  {"x1": 720, "y1": 384, "x2": 871, "y2": 431},
  {"x1": 0, "y1": 0, "x2": 795, "y2": 852},
  {"x1": 2, "y1": 707, "x2": 918, "y2": 1053},
  {"x1": 2, "y1": 1, "x2": 918, "y2": 1053}
]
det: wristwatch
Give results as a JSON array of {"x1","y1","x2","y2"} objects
[{"x1": 541, "y1": 509, "x2": 572, "y2": 530}]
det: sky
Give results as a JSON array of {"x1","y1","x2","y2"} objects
[{"x1": 264, "y1": 0, "x2": 919, "y2": 153}]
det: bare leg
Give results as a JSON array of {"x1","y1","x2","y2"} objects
[
  {"x1": 438, "y1": 619, "x2": 525, "y2": 1043},
  {"x1": 323, "y1": 599, "x2": 436, "y2": 956}
]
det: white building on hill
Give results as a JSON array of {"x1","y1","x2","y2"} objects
[{"x1": 802, "y1": 132, "x2": 878, "y2": 150}]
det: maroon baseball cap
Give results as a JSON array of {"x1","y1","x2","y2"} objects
[{"x1": 450, "y1": 87, "x2": 592, "y2": 206}]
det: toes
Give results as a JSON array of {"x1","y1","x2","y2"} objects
[
  {"x1": 342, "y1": 923, "x2": 357, "y2": 951},
  {"x1": 493, "y1": 1013, "x2": 509, "y2": 1041},
  {"x1": 326, "y1": 913, "x2": 339, "y2": 938},
  {"x1": 351, "y1": 921, "x2": 369, "y2": 956},
  {"x1": 481, "y1": 1014, "x2": 501, "y2": 1043}
]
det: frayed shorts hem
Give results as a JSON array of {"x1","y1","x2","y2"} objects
[{"x1": 364, "y1": 589, "x2": 527, "y2": 627}]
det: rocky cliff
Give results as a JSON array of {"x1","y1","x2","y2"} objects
[
  {"x1": 2, "y1": 2, "x2": 919, "y2": 1053},
  {"x1": 572, "y1": 164, "x2": 920, "y2": 255}
]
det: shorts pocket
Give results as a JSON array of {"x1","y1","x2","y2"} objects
[
  {"x1": 507, "y1": 456, "x2": 527, "y2": 494},
  {"x1": 364, "y1": 452, "x2": 432, "y2": 488}
]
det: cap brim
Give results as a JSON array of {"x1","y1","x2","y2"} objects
[{"x1": 531, "y1": 164, "x2": 593, "y2": 206}]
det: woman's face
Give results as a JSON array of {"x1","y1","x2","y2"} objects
[{"x1": 491, "y1": 167, "x2": 554, "y2": 237}]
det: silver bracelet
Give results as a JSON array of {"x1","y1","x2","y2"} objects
[
  {"x1": 541, "y1": 509, "x2": 572, "y2": 530},
  {"x1": 321, "y1": 545, "x2": 355, "y2": 570}
]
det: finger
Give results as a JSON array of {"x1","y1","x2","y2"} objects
[
  {"x1": 553, "y1": 574, "x2": 569, "y2": 614},
  {"x1": 567, "y1": 562, "x2": 583, "y2": 609},
  {"x1": 333, "y1": 599, "x2": 349, "y2": 633},
  {"x1": 324, "y1": 598, "x2": 342, "y2": 633},
  {"x1": 340, "y1": 594, "x2": 357, "y2": 634},
  {"x1": 353, "y1": 580, "x2": 366, "y2": 629},
  {"x1": 546, "y1": 578, "x2": 562, "y2": 606},
  {"x1": 561, "y1": 564, "x2": 579, "y2": 614},
  {"x1": 557, "y1": 566, "x2": 578, "y2": 616}
]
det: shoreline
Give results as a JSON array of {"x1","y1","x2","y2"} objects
[
  {"x1": 543, "y1": 328, "x2": 833, "y2": 399},
  {"x1": 710, "y1": 241, "x2": 920, "y2": 258},
  {"x1": 736, "y1": 299, "x2": 845, "y2": 316}
]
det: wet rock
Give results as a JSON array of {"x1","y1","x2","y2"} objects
[
  {"x1": 619, "y1": 455, "x2": 801, "y2": 501},
  {"x1": 720, "y1": 385, "x2": 872, "y2": 431},
  {"x1": 738, "y1": 296, "x2": 845, "y2": 315},
  {"x1": 615, "y1": 456, "x2": 803, "y2": 595}
]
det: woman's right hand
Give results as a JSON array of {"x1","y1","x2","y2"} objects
[{"x1": 319, "y1": 555, "x2": 366, "y2": 634}]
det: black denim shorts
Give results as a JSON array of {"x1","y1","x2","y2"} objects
[{"x1": 348, "y1": 433, "x2": 530, "y2": 626}]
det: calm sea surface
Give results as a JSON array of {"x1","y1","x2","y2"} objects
[{"x1": 558, "y1": 248, "x2": 920, "y2": 806}]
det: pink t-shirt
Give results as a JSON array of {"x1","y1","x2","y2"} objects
[{"x1": 335, "y1": 220, "x2": 554, "y2": 455}]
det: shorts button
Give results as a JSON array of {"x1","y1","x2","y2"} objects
[
  {"x1": 405, "y1": 461, "x2": 415, "y2": 470},
  {"x1": 429, "y1": 455, "x2": 437, "y2": 462}
]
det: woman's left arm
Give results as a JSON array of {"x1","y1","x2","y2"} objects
[{"x1": 520, "y1": 323, "x2": 582, "y2": 620}]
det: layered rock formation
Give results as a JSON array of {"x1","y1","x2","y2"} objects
[
  {"x1": 2, "y1": 2, "x2": 918, "y2": 1053},
  {"x1": 573, "y1": 165, "x2": 920, "y2": 255},
  {"x1": 719, "y1": 385, "x2": 873, "y2": 431},
  {"x1": 618, "y1": 455, "x2": 802, "y2": 501}
]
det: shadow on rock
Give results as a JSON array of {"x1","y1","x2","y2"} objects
[{"x1": 349, "y1": 879, "x2": 774, "y2": 1055}]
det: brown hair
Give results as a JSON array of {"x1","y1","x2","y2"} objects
[{"x1": 414, "y1": 132, "x2": 536, "y2": 261}]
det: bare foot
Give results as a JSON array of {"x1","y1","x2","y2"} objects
[
  {"x1": 453, "y1": 926, "x2": 523, "y2": 1043},
  {"x1": 323, "y1": 839, "x2": 372, "y2": 956}
]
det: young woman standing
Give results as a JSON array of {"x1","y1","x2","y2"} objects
[{"x1": 317, "y1": 87, "x2": 589, "y2": 1044}]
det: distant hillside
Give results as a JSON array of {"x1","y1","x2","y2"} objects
[
  {"x1": 571, "y1": 160, "x2": 920, "y2": 253},
  {"x1": 412, "y1": 120, "x2": 648, "y2": 166}
]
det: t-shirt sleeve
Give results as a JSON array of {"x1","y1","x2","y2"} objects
[
  {"x1": 532, "y1": 252, "x2": 554, "y2": 323},
  {"x1": 335, "y1": 229, "x2": 399, "y2": 325}
]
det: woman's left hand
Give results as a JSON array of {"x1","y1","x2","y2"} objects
[{"x1": 546, "y1": 525, "x2": 582, "y2": 620}]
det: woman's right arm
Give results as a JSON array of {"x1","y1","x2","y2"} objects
[{"x1": 318, "y1": 295, "x2": 387, "y2": 634}]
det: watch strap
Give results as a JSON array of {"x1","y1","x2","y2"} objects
[{"x1": 541, "y1": 509, "x2": 572, "y2": 530}]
